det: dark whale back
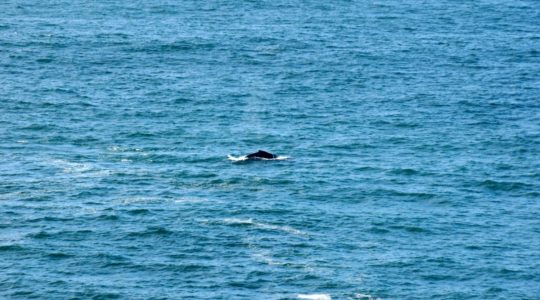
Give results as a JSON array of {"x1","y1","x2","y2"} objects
[{"x1": 246, "y1": 150, "x2": 276, "y2": 159}]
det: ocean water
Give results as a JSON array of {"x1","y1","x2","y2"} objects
[{"x1": 1, "y1": 1, "x2": 539, "y2": 299}]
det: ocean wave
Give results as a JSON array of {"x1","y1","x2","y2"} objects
[
  {"x1": 479, "y1": 179, "x2": 533, "y2": 192},
  {"x1": 388, "y1": 168, "x2": 419, "y2": 175},
  {"x1": 0, "y1": 244, "x2": 24, "y2": 252},
  {"x1": 388, "y1": 225, "x2": 431, "y2": 233},
  {"x1": 127, "y1": 226, "x2": 174, "y2": 237},
  {"x1": 46, "y1": 252, "x2": 74, "y2": 259},
  {"x1": 125, "y1": 40, "x2": 216, "y2": 53}
]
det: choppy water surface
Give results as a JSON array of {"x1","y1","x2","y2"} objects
[{"x1": 1, "y1": 1, "x2": 539, "y2": 299}]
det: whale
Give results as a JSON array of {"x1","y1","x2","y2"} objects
[
  {"x1": 246, "y1": 150, "x2": 277, "y2": 159},
  {"x1": 227, "y1": 150, "x2": 286, "y2": 161}
]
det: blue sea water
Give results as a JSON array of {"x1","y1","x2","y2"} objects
[{"x1": 1, "y1": 0, "x2": 539, "y2": 299}]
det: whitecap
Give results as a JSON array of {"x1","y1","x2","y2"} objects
[
  {"x1": 298, "y1": 294, "x2": 331, "y2": 300},
  {"x1": 354, "y1": 293, "x2": 380, "y2": 300},
  {"x1": 108, "y1": 145, "x2": 122, "y2": 152},
  {"x1": 51, "y1": 159, "x2": 92, "y2": 173},
  {"x1": 108, "y1": 145, "x2": 144, "y2": 152},
  {"x1": 222, "y1": 217, "x2": 254, "y2": 225},
  {"x1": 116, "y1": 196, "x2": 158, "y2": 205}
]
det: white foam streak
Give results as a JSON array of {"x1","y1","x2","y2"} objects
[
  {"x1": 52, "y1": 159, "x2": 92, "y2": 173},
  {"x1": 227, "y1": 154, "x2": 248, "y2": 161},
  {"x1": 298, "y1": 294, "x2": 331, "y2": 300},
  {"x1": 47, "y1": 159, "x2": 111, "y2": 178},
  {"x1": 252, "y1": 251, "x2": 284, "y2": 266},
  {"x1": 116, "y1": 196, "x2": 158, "y2": 205},
  {"x1": 115, "y1": 196, "x2": 209, "y2": 205},
  {"x1": 108, "y1": 145, "x2": 143, "y2": 152},
  {"x1": 256, "y1": 222, "x2": 305, "y2": 236},
  {"x1": 222, "y1": 218, "x2": 307, "y2": 236},
  {"x1": 174, "y1": 197, "x2": 208, "y2": 204},
  {"x1": 354, "y1": 293, "x2": 380, "y2": 300}
]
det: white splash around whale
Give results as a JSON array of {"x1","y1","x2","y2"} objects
[{"x1": 227, "y1": 154, "x2": 289, "y2": 162}]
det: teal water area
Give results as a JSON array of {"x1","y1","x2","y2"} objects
[{"x1": 1, "y1": 1, "x2": 539, "y2": 299}]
